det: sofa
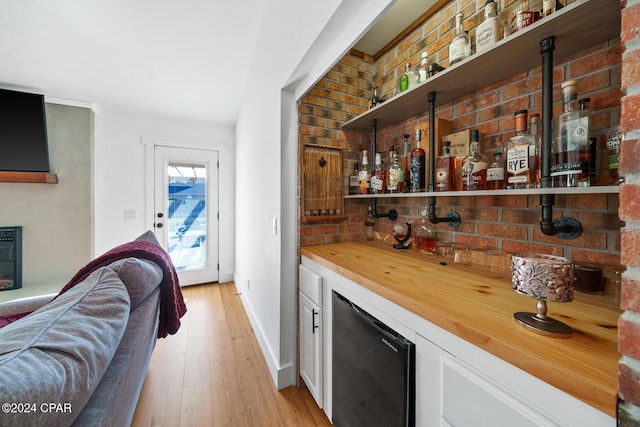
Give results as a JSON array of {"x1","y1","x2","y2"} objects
[{"x1": 0, "y1": 231, "x2": 186, "y2": 427}]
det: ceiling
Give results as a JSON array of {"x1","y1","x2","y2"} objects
[{"x1": 0, "y1": 1, "x2": 430, "y2": 127}]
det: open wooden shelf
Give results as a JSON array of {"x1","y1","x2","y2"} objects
[
  {"x1": 0, "y1": 171, "x2": 58, "y2": 184},
  {"x1": 342, "y1": 0, "x2": 622, "y2": 132}
]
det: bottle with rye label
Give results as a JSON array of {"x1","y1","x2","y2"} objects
[
  {"x1": 462, "y1": 130, "x2": 488, "y2": 190},
  {"x1": 552, "y1": 80, "x2": 590, "y2": 187},
  {"x1": 435, "y1": 140, "x2": 457, "y2": 191},
  {"x1": 506, "y1": 109, "x2": 539, "y2": 189},
  {"x1": 509, "y1": 0, "x2": 540, "y2": 34}
]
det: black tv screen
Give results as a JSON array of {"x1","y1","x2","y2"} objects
[{"x1": 0, "y1": 88, "x2": 50, "y2": 172}]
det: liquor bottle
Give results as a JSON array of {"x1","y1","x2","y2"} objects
[
  {"x1": 529, "y1": 113, "x2": 542, "y2": 185},
  {"x1": 348, "y1": 162, "x2": 359, "y2": 195},
  {"x1": 506, "y1": 110, "x2": 540, "y2": 189},
  {"x1": 542, "y1": 0, "x2": 556, "y2": 17},
  {"x1": 370, "y1": 153, "x2": 386, "y2": 194},
  {"x1": 400, "y1": 133, "x2": 411, "y2": 192},
  {"x1": 476, "y1": 0, "x2": 507, "y2": 53},
  {"x1": 358, "y1": 150, "x2": 370, "y2": 194},
  {"x1": 370, "y1": 84, "x2": 381, "y2": 109},
  {"x1": 606, "y1": 125, "x2": 623, "y2": 185},
  {"x1": 435, "y1": 140, "x2": 457, "y2": 191},
  {"x1": 449, "y1": 13, "x2": 471, "y2": 65},
  {"x1": 551, "y1": 80, "x2": 590, "y2": 187},
  {"x1": 409, "y1": 129, "x2": 426, "y2": 192},
  {"x1": 387, "y1": 151, "x2": 404, "y2": 193},
  {"x1": 509, "y1": 0, "x2": 540, "y2": 34},
  {"x1": 414, "y1": 206, "x2": 436, "y2": 254},
  {"x1": 462, "y1": 130, "x2": 489, "y2": 190},
  {"x1": 418, "y1": 52, "x2": 429, "y2": 83},
  {"x1": 487, "y1": 151, "x2": 505, "y2": 189},
  {"x1": 397, "y1": 63, "x2": 417, "y2": 93}
]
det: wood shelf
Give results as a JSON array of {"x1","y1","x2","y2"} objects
[
  {"x1": 342, "y1": 0, "x2": 622, "y2": 132},
  {"x1": 0, "y1": 171, "x2": 58, "y2": 184},
  {"x1": 345, "y1": 185, "x2": 620, "y2": 199}
]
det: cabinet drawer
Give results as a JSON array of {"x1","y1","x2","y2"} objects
[{"x1": 299, "y1": 264, "x2": 323, "y2": 306}]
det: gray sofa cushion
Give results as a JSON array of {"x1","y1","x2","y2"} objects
[
  {"x1": 108, "y1": 258, "x2": 163, "y2": 310},
  {"x1": 0, "y1": 268, "x2": 130, "y2": 427}
]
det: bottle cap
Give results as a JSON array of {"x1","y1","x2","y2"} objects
[
  {"x1": 442, "y1": 140, "x2": 451, "y2": 147},
  {"x1": 471, "y1": 129, "x2": 480, "y2": 141},
  {"x1": 561, "y1": 80, "x2": 578, "y2": 90}
]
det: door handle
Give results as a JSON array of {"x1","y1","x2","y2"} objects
[
  {"x1": 312, "y1": 309, "x2": 319, "y2": 334},
  {"x1": 155, "y1": 223, "x2": 163, "y2": 228}
]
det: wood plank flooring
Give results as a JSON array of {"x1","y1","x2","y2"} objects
[{"x1": 132, "y1": 282, "x2": 332, "y2": 427}]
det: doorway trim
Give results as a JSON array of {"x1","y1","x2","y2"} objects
[{"x1": 142, "y1": 135, "x2": 235, "y2": 283}]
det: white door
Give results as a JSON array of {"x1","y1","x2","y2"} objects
[{"x1": 154, "y1": 146, "x2": 219, "y2": 286}]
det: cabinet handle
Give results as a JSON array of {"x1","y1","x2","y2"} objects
[{"x1": 312, "y1": 309, "x2": 319, "y2": 334}]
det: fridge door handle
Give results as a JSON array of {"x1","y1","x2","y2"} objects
[{"x1": 312, "y1": 308, "x2": 319, "y2": 334}]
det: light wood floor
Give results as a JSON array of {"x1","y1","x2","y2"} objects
[{"x1": 132, "y1": 282, "x2": 332, "y2": 427}]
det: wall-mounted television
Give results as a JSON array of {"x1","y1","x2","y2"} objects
[{"x1": 0, "y1": 88, "x2": 50, "y2": 172}]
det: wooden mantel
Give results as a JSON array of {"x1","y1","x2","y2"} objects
[{"x1": 0, "y1": 171, "x2": 58, "y2": 184}]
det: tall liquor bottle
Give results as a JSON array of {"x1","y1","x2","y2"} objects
[
  {"x1": 409, "y1": 130, "x2": 426, "y2": 192},
  {"x1": 400, "y1": 133, "x2": 411, "y2": 192},
  {"x1": 551, "y1": 80, "x2": 590, "y2": 187},
  {"x1": 486, "y1": 151, "x2": 505, "y2": 189},
  {"x1": 509, "y1": 0, "x2": 540, "y2": 34},
  {"x1": 370, "y1": 153, "x2": 386, "y2": 194},
  {"x1": 435, "y1": 140, "x2": 457, "y2": 191},
  {"x1": 358, "y1": 150, "x2": 370, "y2": 194},
  {"x1": 387, "y1": 151, "x2": 404, "y2": 193},
  {"x1": 449, "y1": 13, "x2": 471, "y2": 65},
  {"x1": 506, "y1": 109, "x2": 540, "y2": 189},
  {"x1": 418, "y1": 52, "x2": 429, "y2": 83},
  {"x1": 370, "y1": 84, "x2": 381, "y2": 109},
  {"x1": 476, "y1": 0, "x2": 507, "y2": 53},
  {"x1": 462, "y1": 130, "x2": 488, "y2": 190}
]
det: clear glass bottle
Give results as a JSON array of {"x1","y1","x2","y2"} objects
[
  {"x1": 476, "y1": 0, "x2": 507, "y2": 53},
  {"x1": 400, "y1": 133, "x2": 411, "y2": 192},
  {"x1": 414, "y1": 205, "x2": 436, "y2": 254},
  {"x1": 487, "y1": 151, "x2": 505, "y2": 189},
  {"x1": 370, "y1": 153, "x2": 386, "y2": 194},
  {"x1": 358, "y1": 149, "x2": 370, "y2": 194},
  {"x1": 418, "y1": 52, "x2": 429, "y2": 83},
  {"x1": 397, "y1": 63, "x2": 417, "y2": 93},
  {"x1": 387, "y1": 151, "x2": 404, "y2": 193},
  {"x1": 449, "y1": 13, "x2": 471, "y2": 65},
  {"x1": 506, "y1": 109, "x2": 540, "y2": 189},
  {"x1": 365, "y1": 205, "x2": 375, "y2": 241},
  {"x1": 529, "y1": 113, "x2": 542, "y2": 185},
  {"x1": 348, "y1": 162, "x2": 359, "y2": 195},
  {"x1": 509, "y1": 0, "x2": 540, "y2": 34},
  {"x1": 606, "y1": 125, "x2": 623, "y2": 185},
  {"x1": 370, "y1": 84, "x2": 381, "y2": 109},
  {"x1": 435, "y1": 140, "x2": 457, "y2": 191},
  {"x1": 462, "y1": 130, "x2": 489, "y2": 190},
  {"x1": 409, "y1": 129, "x2": 426, "y2": 192},
  {"x1": 551, "y1": 80, "x2": 591, "y2": 187}
]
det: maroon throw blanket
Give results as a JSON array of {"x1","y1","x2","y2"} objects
[{"x1": 0, "y1": 241, "x2": 187, "y2": 338}]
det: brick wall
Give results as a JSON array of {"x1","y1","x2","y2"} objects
[{"x1": 617, "y1": 0, "x2": 640, "y2": 424}]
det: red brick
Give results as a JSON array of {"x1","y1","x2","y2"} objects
[
  {"x1": 622, "y1": 94, "x2": 640, "y2": 132},
  {"x1": 502, "y1": 241, "x2": 562, "y2": 256},
  {"x1": 622, "y1": 229, "x2": 640, "y2": 267},
  {"x1": 621, "y1": 3, "x2": 640, "y2": 45},
  {"x1": 621, "y1": 138, "x2": 640, "y2": 176},
  {"x1": 622, "y1": 49, "x2": 640, "y2": 90},
  {"x1": 620, "y1": 184, "x2": 640, "y2": 221},
  {"x1": 619, "y1": 361, "x2": 640, "y2": 408},
  {"x1": 570, "y1": 46, "x2": 622, "y2": 78},
  {"x1": 477, "y1": 223, "x2": 528, "y2": 240},
  {"x1": 620, "y1": 315, "x2": 640, "y2": 360},
  {"x1": 621, "y1": 276, "x2": 640, "y2": 312}
]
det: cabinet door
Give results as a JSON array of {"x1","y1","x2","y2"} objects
[{"x1": 299, "y1": 291, "x2": 323, "y2": 407}]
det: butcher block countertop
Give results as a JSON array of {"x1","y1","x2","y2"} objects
[{"x1": 299, "y1": 241, "x2": 621, "y2": 417}]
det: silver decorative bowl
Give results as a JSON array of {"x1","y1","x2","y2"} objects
[{"x1": 511, "y1": 254, "x2": 575, "y2": 337}]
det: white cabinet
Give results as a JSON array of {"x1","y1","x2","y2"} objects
[{"x1": 298, "y1": 264, "x2": 323, "y2": 407}]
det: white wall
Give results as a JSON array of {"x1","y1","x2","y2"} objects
[
  {"x1": 93, "y1": 107, "x2": 235, "y2": 282},
  {"x1": 234, "y1": 0, "x2": 394, "y2": 388}
]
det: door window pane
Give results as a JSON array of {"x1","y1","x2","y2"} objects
[{"x1": 167, "y1": 162, "x2": 207, "y2": 270}]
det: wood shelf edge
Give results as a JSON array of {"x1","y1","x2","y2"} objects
[
  {"x1": 302, "y1": 215, "x2": 347, "y2": 224},
  {"x1": 0, "y1": 171, "x2": 59, "y2": 184}
]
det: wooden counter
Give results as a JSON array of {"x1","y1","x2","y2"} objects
[{"x1": 300, "y1": 241, "x2": 620, "y2": 418}]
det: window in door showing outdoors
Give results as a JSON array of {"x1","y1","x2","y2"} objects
[{"x1": 167, "y1": 162, "x2": 207, "y2": 271}]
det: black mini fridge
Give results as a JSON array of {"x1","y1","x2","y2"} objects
[{"x1": 332, "y1": 291, "x2": 415, "y2": 427}]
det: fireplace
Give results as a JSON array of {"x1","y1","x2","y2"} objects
[{"x1": 0, "y1": 226, "x2": 22, "y2": 290}]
